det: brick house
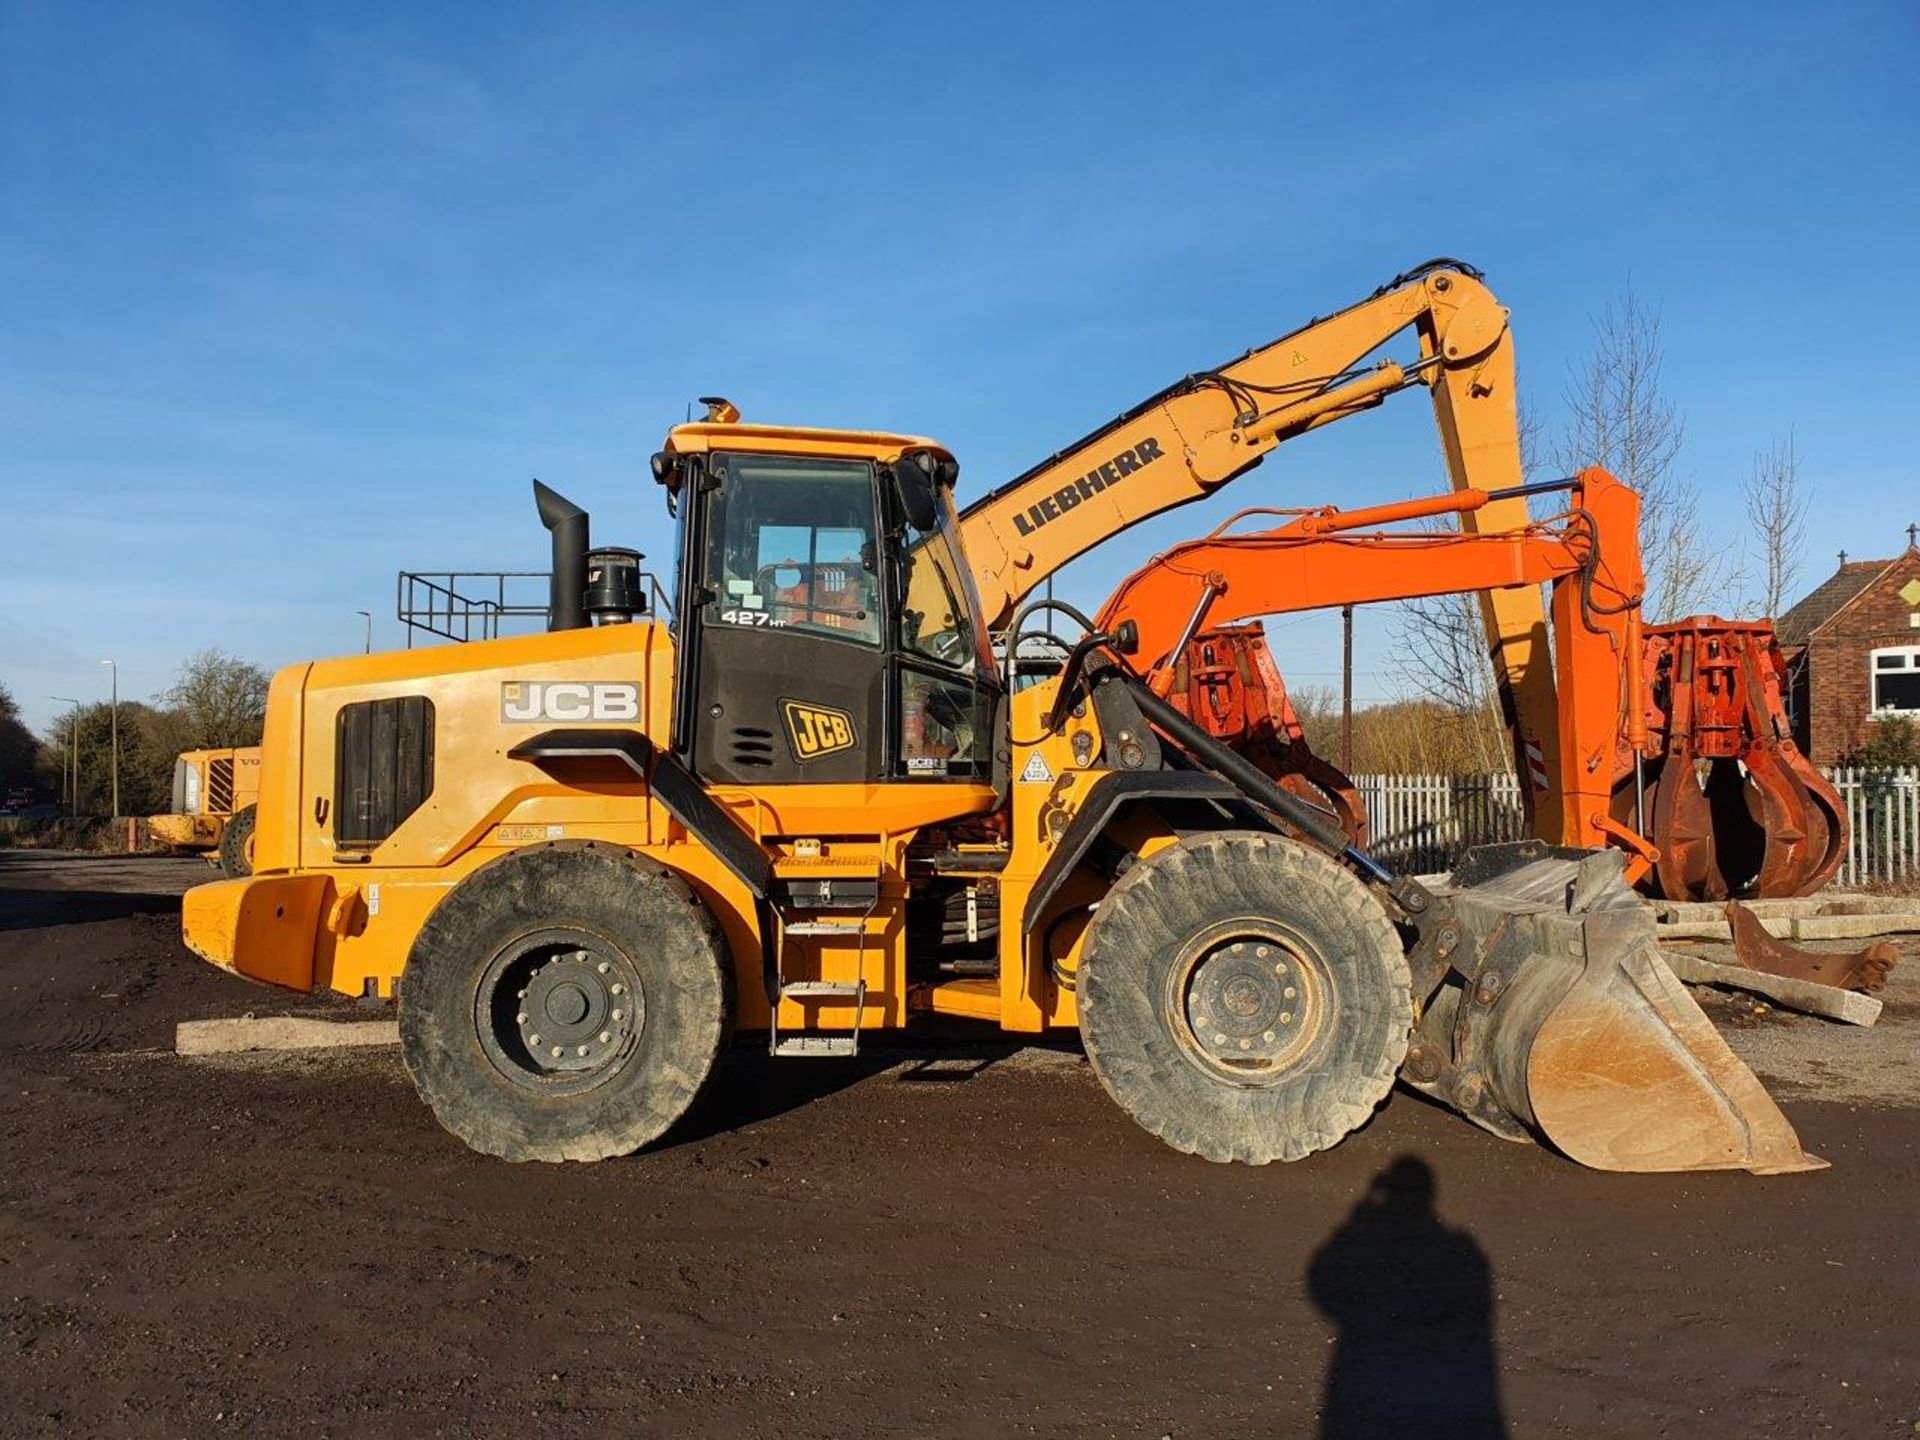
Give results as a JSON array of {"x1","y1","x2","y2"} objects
[{"x1": 1775, "y1": 528, "x2": 1920, "y2": 765}]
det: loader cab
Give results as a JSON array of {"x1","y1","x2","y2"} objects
[{"x1": 655, "y1": 421, "x2": 1001, "y2": 788}]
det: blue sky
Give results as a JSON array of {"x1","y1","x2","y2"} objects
[{"x1": 3, "y1": 1, "x2": 1917, "y2": 736}]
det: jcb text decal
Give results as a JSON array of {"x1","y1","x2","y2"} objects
[
  {"x1": 1009, "y1": 436, "x2": 1166, "y2": 538},
  {"x1": 501, "y1": 681, "x2": 641, "y2": 723},
  {"x1": 781, "y1": 699, "x2": 856, "y2": 761}
]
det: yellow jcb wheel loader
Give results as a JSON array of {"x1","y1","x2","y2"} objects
[{"x1": 182, "y1": 414, "x2": 1817, "y2": 1175}]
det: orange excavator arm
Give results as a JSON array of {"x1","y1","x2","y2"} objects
[
  {"x1": 956, "y1": 259, "x2": 1553, "y2": 793},
  {"x1": 1091, "y1": 468, "x2": 1649, "y2": 857}
]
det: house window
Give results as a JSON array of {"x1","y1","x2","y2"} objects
[{"x1": 1871, "y1": 647, "x2": 1920, "y2": 714}]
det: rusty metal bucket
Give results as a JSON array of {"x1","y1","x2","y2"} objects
[{"x1": 1405, "y1": 845, "x2": 1823, "y2": 1174}]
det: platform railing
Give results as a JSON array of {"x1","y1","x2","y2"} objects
[{"x1": 396, "y1": 569, "x2": 672, "y2": 647}]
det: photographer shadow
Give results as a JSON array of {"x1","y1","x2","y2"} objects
[{"x1": 1307, "y1": 1154, "x2": 1507, "y2": 1439}]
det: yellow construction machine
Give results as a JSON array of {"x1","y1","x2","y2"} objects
[
  {"x1": 182, "y1": 262, "x2": 1816, "y2": 1174},
  {"x1": 152, "y1": 746, "x2": 260, "y2": 877}
]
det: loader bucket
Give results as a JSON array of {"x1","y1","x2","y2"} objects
[{"x1": 1410, "y1": 844, "x2": 1823, "y2": 1175}]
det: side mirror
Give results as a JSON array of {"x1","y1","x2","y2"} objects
[
  {"x1": 890, "y1": 450, "x2": 942, "y2": 533},
  {"x1": 1111, "y1": 619, "x2": 1140, "y2": 656}
]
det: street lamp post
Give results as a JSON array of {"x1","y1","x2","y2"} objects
[
  {"x1": 99, "y1": 660, "x2": 119, "y2": 819},
  {"x1": 357, "y1": 610, "x2": 373, "y2": 654},
  {"x1": 50, "y1": 696, "x2": 79, "y2": 814}
]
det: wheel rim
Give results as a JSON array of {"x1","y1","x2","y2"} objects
[
  {"x1": 1166, "y1": 919, "x2": 1330, "y2": 1085},
  {"x1": 475, "y1": 928, "x2": 644, "y2": 1095}
]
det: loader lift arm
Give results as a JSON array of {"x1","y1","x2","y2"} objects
[{"x1": 955, "y1": 259, "x2": 1555, "y2": 789}]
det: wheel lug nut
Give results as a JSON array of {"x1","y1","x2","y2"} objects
[
  {"x1": 529, "y1": 1034, "x2": 542, "y2": 1046},
  {"x1": 1262, "y1": 1029, "x2": 1276, "y2": 1042},
  {"x1": 550, "y1": 1045, "x2": 563, "y2": 1058},
  {"x1": 598, "y1": 962, "x2": 610, "y2": 974},
  {"x1": 599, "y1": 1031, "x2": 611, "y2": 1044},
  {"x1": 1280, "y1": 1012, "x2": 1293, "y2": 1025},
  {"x1": 1238, "y1": 1038, "x2": 1251, "y2": 1050},
  {"x1": 1256, "y1": 946, "x2": 1269, "y2": 958},
  {"x1": 611, "y1": 984, "x2": 626, "y2": 996},
  {"x1": 517, "y1": 1013, "x2": 528, "y2": 1025},
  {"x1": 1273, "y1": 963, "x2": 1286, "y2": 976},
  {"x1": 1230, "y1": 943, "x2": 1244, "y2": 954},
  {"x1": 1213, "y1": 1032, "x2": 1228, "y2": 1046},
  {"x1": 612, "y1": 1008, "x2": 624, "y2": 1022},
  {"x1": 576, "y1": 1045, "x2": 589, "y2": 1057},
  {"x1": 1284, "y1": 986, "x2": 1296, "y2": 999}
]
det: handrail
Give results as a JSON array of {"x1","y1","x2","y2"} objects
[{"x1": 395, "y1": 567, "x2": 670, "y2": 646}]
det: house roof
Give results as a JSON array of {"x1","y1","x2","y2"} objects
[
  {"x1": 1776, "y1": 560, "x2": 1890, "y2": 645},
  {"x1": 1775, "y1": 551, "x2": 1913, "y2": 645}
]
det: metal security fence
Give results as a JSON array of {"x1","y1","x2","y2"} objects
[{"x1": 1351, "y1": 765, "x2": 1920, "y2": 888}]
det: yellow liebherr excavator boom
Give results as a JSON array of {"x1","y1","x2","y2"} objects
[{"x1": 956, "y1": 259, "x2": 1568, "y2": 832}]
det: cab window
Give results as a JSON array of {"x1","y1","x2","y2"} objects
[
  {"x1": 706, "y1": 456, "x2": 881, "y2": 646},
  {"x1": 902, "y1": 669, "x2": 993, "y2": 778},
  {"x1": 899, "y1": 528, "x2": 981, "y2": 671}
]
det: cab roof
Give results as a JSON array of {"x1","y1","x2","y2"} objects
[{"x1": 662, "y1": 420, "x2": 952, "y2": 465}]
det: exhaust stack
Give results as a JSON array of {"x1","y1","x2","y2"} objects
[{"x1": 533, "y1": 480, "x2": 589, "y2": 632}]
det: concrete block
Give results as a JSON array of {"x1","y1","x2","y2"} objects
[
  {"x1": 177, "y1": 1016, "x2": 399, "y2": 1056},
  {"x1": 1657, "y1": 920, "x2": 1735, "y2": 940},
  {"x1": 1790, "y1": 914, "x2": 1920, "y2": 940},
  {"x1": 1663, "y1": 951, "x2": 1882, "y2": 1026}
]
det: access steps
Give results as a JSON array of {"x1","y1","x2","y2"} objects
[{"x1": 769, "y1": 857, "x2": 883, "y2": 1058}]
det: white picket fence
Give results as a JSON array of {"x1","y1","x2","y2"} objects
[
  {"x1": 1350, "y1": 773, "x2": 1529, "y2": 876},
  {"x1": 1827, "y1": 765, "x2": 1920, "y2": 888},
  {"x1": 1351, "y1": 765, "x2": 1920, "y2": 889}
]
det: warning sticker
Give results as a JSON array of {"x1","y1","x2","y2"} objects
[{"x1": 1019, "y1": 751, "x2": 1054, "y2": 784}]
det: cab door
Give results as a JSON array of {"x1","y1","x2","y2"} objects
[{"x1": 686, "y1": 452, "x2": 890, "y2": 785}]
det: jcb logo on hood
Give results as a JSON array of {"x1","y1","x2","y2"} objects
[
  {"x1": 501, "y1": 681, "x2": 641, "y2": 723},
  {"x1": 782, "y1": 700, "x2": 856, "y2": 760}
]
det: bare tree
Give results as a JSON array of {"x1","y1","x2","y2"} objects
[
  {"x1": 1742, "y1": 432, "x2": 1807, "y2": 617},
  {"x1": 1384, "y1": 398, "x2": 1542, "y2": 775},
  {"x1": 1386, "y1": 591, "x2": 1508, "y2": 772},
  {"x1": 0, "y1": 683, "x2": 38, "y2": 792},
  {"x1": 1288, "y1": 683, "x2": 1342, "y2": 760},
  {"x1": 161, "y1": 649, "x2": 270, "y2": 748},
  {"x1": 1557, "y1": 287, "x2": 1718, "y2": 619}
]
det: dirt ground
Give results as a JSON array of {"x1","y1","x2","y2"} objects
[{"x1": 3, "y1": 851, "x2": 1918, "y2": 1439}]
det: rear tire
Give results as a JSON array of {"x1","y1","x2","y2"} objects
[
  {"x1": 1078, "y1": 832, "x2": 1411, "y2": 1164},
  {"x1": 399, "y1": 841, "x2": 734, "y2": 1162},
  {"x1": 218, "y1": 805, "x2": 256, "y2": 878}
]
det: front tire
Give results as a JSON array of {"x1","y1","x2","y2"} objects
[
  {"x1": 399, "y1": 841, "x2": 734, "y2": 1162},
  {"x1": 218, "y1": 805, "x2": 256, "y2": 878},
  {"x1": 1077, "y1": 832, "x2": 1411, "y2": 1164}
]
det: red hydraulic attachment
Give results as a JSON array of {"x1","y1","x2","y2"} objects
[
  {"x1": 1616, "y1": 617, "x2": 1848, "y2": 901},
  {"x1": 1161, "y1": 622, "x2": 1369, "y2": 848}
]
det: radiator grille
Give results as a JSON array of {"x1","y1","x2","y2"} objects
[{"x1": 208, "y1": 757, "x2": 235, "y2": 814}]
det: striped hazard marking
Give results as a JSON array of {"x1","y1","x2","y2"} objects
[{"x1": 1522, "y1": 733, "x2": 1550, "y2": 792}]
